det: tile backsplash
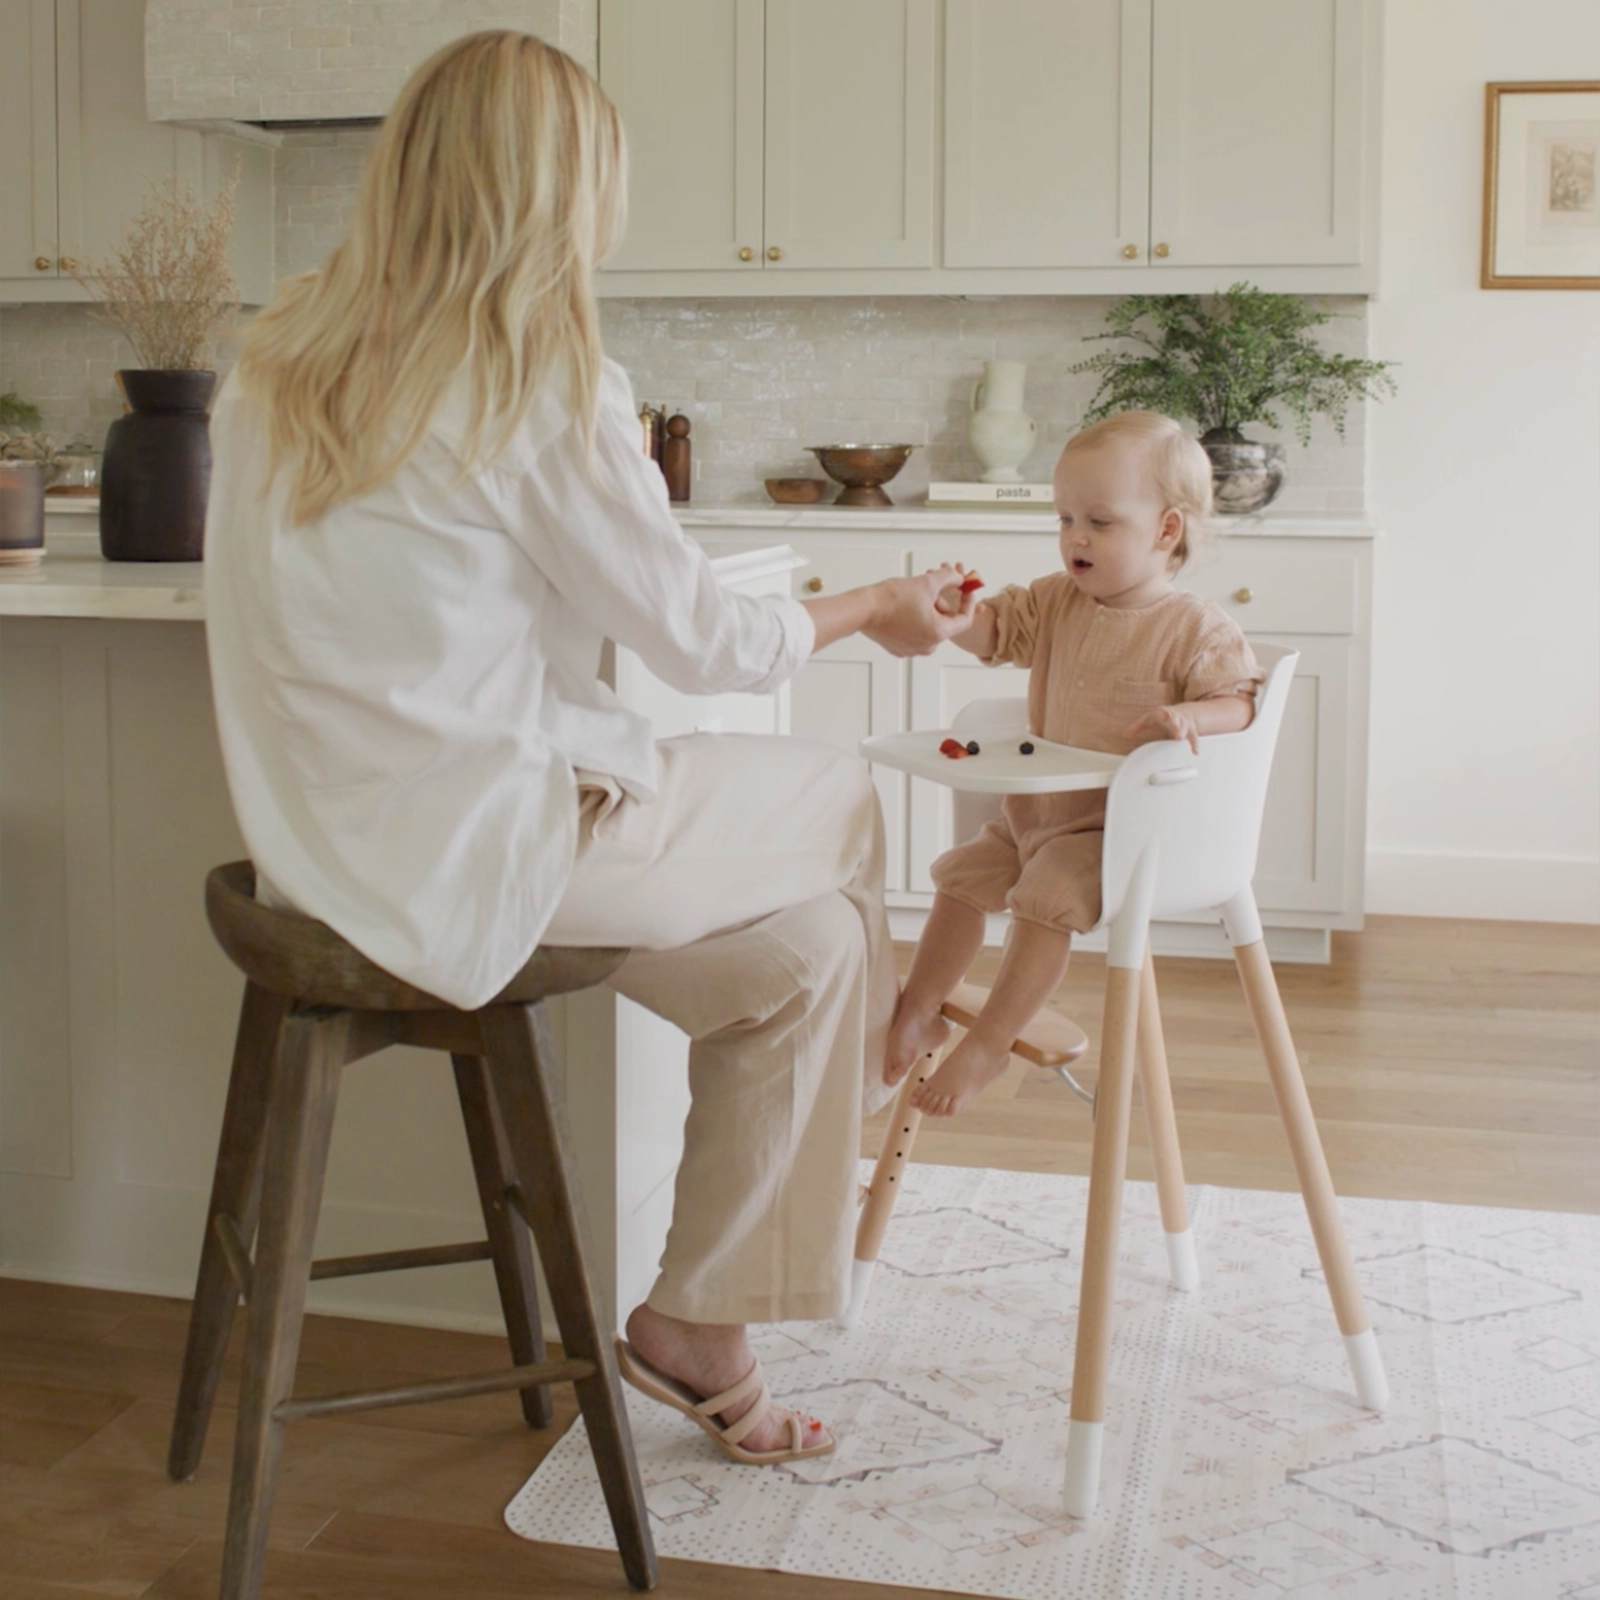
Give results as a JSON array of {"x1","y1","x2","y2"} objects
[{"x1": 1, "y1": 127, "x2": 1368, "y2": 512}]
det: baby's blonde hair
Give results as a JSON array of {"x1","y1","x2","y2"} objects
[
  {"x1": 238, "y1": 30, "x2": 627, "y2": 525},
  {"x1": 1062, "y1": 410, "x2": 1213, "y2": 569}
]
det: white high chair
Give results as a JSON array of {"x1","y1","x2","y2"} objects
[{"x1": 853, "y1": 644, "x2": 1388, "y2": 1519}]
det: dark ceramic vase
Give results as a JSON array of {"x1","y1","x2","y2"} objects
[
  {"x1": 1201, "y1": 430, "x2": 1287, "y2": 516},
  {"x1": 100, "y1": 369, "x2": 217, "y2": 561}
]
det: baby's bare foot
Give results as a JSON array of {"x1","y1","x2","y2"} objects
[
  {"x1": 884, "y1": 996, "x2": 951, "y2": 1086},
  {"x1": 909, "y1": 1031, "x2": 1012, "y2": 1117}
]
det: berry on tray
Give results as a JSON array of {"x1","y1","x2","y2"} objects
[
  {"x1": 965, "y1": 740, "x2": 980, "y2": 755},
  {"x1": 958, "y1": 572, "x2": 984, "y2": 594},
  {"x1": 938, "y1": 737, "x2": 968, "y2": 759},
  {"x1": 1020, "y1": 741, "x2": 1035, "y2": 755}
]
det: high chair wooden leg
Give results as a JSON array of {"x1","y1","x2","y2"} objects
[
  {"x1": 1063, "y1": 961, "x2": 1142, "y2": 1518},
  {"x1": 1135, "y1": 949, "x2": 1197, "y2": 1291},
  {"x1": 840, "y1": 1042, "x2": 945, "y2": 1328},
  {"x1": 1232, "y1": 937, "x2": 1389, "y2": 1412}
]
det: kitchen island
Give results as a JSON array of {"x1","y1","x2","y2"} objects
[{"x1": 0, "y1": 527, "x2": 802, "y2": 1334}]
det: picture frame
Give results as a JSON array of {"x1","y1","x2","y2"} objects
[{"x1": 1482, "y1": 80, "x2": 1600, "y2": 289}]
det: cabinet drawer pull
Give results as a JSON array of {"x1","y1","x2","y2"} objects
[
  {"x1": 767, "y1": 245, "x2": 784, "y2": 261},
  {"x1": 1120, "y1": 243, "x2": 1139, "y2": 259},
  {"x1": 805, "y1": 576, "x2": 824, "y2": 593},
  {"x1": 35, "y1": 256, "x2": 51, "y2": 272},
  {"x1": 1153, "y1": 242, "x2": 1171, "y2": 259},
  {"x1": 738, "y1": 246, "x2": 754, "y2": 261},
  {"x1": 59, "y1": 256, "x2": 77, "y2": 273},
  {"x1": 1233, "y1": 586, "x2": 1253, "y2": 604}
]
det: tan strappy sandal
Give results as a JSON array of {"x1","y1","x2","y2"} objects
[{"x1": 613, "y1": 1338, "x2": 835, "y2": 1465}]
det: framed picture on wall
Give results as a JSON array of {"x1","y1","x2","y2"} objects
[{"x1": 1483, "y1": 81, "x2": 1600, "y2": 289}]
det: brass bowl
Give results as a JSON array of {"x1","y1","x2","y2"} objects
[
  {"x1": 808, "y1": 443, "x2": 916, "y2": 507},
  {"x1": 764, "y1": 476, "x2": 830, "y2": 505}
]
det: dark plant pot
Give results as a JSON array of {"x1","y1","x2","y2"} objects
[
  {"x1": 100, "y1": 369, "x2": 217, "y2": 561},
  {"x1": 1202, "y1": 432, "x2": 1286, "y2": 516}
]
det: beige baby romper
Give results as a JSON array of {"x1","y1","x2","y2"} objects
[{"x1": 931, "y1": 574, "x2": 1262, "y2": 934}]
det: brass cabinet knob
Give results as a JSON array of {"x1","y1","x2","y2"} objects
[
  {"x1": 767, "y1": 245, "x2": 784, "y2": 261},
  {"x1": 1121, "y1": 243, "x2": 1139, "y2": 259},
  {"x1": 59, "y1": 256, "x2": 77, "y2": 272},
  {"x1": 805, "y1": 576, "x2": 824, "y2": 593},
  {"x1": 35, "y1": 256, "x2": 52, "y2": 271},
  {"x1": 1233, "y1": 586, "x2": 1253, "y2": 604},
  {"x1": 1153, "y1": 241, "x2": 1171, "y2": 259},
  {"x1": 738, "y1": 246, "x2": 754, "y2": 261}
]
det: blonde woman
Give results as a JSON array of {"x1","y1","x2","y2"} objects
[{"x1": 204, "y1": 31, "x2": 975, "y2": 1464}]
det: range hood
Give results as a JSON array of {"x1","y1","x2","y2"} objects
[{"x1": 146, "y1": 1, "x2": 597, "y2": 126}]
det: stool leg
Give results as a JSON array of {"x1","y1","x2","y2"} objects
[
  {"x1": 1135, "y1": 950, "x2": 1198, "y2": 1292},
  {"x1": 169, "y1": 982, "x2": 288, "y2": 1482},
  {"x1": 452, "y1": 1052, "x2": 553, "y2": 1428},
  {"x1": 1232, "y1": 936, "x2": 1389, "y2": 1411},
  {"x1": 841, "y1": 1043, "x2": 943, "y2": 1328},
  {"x1": 482, "y1": 1003, "x2": 657, "y2": 1593},
  {"x1": 1064, "y1": 958, "x2": 1142, "y2": 1519},
  {"x1": 221, "y1": 1009, "x2": 346, "y2": 1600}
]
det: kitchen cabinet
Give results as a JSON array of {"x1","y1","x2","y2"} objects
[
  {"x1": 0, "y1": 0, "x2": 275, "y2": 305},
  {"x1": 945, "y1": 0, "x2": 1370, "y2": 273},
  {"x1": 674, "y1": 508, "x2": 1372, "y2": 961},
  {"x1": 598, "y1": 0, "x2": 936, "y2": 275}
]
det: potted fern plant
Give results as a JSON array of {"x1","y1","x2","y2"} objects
[
  {"x1": 74, "y1": 175, "x2": 239, "y2": 561},
  {"x1": 1072, "y1": 284, "x2": 1397, "y2": 513}
]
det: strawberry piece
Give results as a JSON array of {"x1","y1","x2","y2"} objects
[
  {"x1": 958, "y1": 572, "x2": 984, "y2": 594},
  {"x1": 938, "y1": 737, "x2": 968, "y2": 759}
]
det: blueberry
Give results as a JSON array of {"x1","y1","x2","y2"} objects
[
  {"x1": 965, "y1": 740, "x2": 980, "y2": 755},
  {"x1": 1020, "y1": 741, "x2": 1035, "y2": 755}
]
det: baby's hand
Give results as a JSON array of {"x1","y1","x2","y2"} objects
[{"x1": 1124, "y1": 704, "x2": 1200, "y2": 754}]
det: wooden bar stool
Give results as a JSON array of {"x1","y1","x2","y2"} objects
[{"x1": 168, "y1": 862, "x2": 657, "y2": 1597}]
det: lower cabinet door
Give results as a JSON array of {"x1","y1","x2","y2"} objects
[{"x1": 905, "y1": 649, "x2": 1031, "y2": 892}]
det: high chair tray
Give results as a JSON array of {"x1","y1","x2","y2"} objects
[{"x1": 860, "y1": 728, "x2": 1123, "y2": 794}]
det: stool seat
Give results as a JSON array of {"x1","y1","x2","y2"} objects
[
  {"x1": 206, "y1": 860, "x2": 627, "y2": 1012},
  {"x1": 171, "y1": 861, "x2": 657, "y2": 1598}
]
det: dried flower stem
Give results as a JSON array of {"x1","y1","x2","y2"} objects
[{"x1": 74, "y1": 173, "x2": 241, "y2": 371}]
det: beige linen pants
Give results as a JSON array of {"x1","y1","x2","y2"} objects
[{"x1": 543, "y1": 733, "x2": 897, "y2": 1325}]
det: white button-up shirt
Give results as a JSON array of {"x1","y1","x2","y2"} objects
[{"x1": 204, "y1": 358, "x2": 814, "y2": 1008}]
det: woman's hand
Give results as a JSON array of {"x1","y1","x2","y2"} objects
[{"x1": 803, "y1": 564, "x2": 978, "y2": 657}]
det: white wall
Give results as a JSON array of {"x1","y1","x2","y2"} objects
[{"x1": 1367, "y1": 0, "x2": 1600, "y2": 923}]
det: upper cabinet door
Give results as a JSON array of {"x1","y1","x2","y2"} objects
[
  {"x1": 0, "y1": 0, "x2": 60, "y2": 282},
  {"x1": 944, "y1": 0, "x2": 1152, "y2": 269},
  {"x1": 1149, "y1": 0, "x2": 1366, "y2": 267},
  {"x1": 599, "y1": 0, "x2": 765, "y2": 273},
  {"x1": 762, "y1": 0, "x2": 936, "y2": 270}
]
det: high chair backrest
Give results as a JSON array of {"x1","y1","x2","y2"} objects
[{"x1": 948, "y1": 644, "x2": 1299, "y2": 929}]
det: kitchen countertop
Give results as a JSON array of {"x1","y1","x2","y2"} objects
[{"x1": 2, "y1": 526, "x2": 804, "y2": 621}]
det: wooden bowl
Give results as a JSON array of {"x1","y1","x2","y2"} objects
[
  {"x1": 764, "y1": 477, "x2": 830, "y2": 505},
  {"x1": 807, "y1": 443, "x2": 916, "y2": 507}
]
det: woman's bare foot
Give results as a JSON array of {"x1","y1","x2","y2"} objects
[
  {"x1": 909, "y1": 1028, "x2": 1012, "y2": 1117},
  {"x1": 884, "y1": 993, "x2": 951, "y2": 1087},
  {"x1": 623, "y1": 1303, "x2": 825, "y2": 1455}
]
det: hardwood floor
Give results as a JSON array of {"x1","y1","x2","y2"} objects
[{"x1": 1, "y1": 915, "x2": 1595, "y2": 1599}]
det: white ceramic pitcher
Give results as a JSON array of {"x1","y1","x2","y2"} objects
[{"x1": 968, "y1": 359, "x2": 1037, "y2": 483}]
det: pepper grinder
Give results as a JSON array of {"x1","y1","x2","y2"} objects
[{"x1": 662, "y1": 413, "x2": 691, "y2": 502}]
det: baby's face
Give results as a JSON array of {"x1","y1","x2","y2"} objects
[{"x1": 1052, "y1": 439, "x2": 1181, "y2": 609}]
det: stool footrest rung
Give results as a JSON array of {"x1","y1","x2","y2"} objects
[
  {"x1": 309, "y1": 1240, "x2": 494, "y2": 1281},
  {"x1": 274, "y1": 1356, "x2": 598, "y2": 1422}
]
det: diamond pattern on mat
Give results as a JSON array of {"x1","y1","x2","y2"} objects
[
  {"x1": 1306, "y1": 1244, "x2": 1578, "y2": 1325},
  {"x1": 868, "y1": 1477, "x2": 1077, "y2": 1556},
  {"x1": 1195, "y1": 1381, "x2": 1375, "y2": 1439},
  {"x1": 879, "y1": 1206, "x2": 1068, "y2": 1277},
  {"x1": 771, "y1": 1377, "x2": 1001, "y2": 1485},
  {"x1": 1170, "y1": 1515, "x2": 1395, "y2": 1592},
  {"x1": 1289, "y1": 1435, "x2": 1600, "y2": 1557}
]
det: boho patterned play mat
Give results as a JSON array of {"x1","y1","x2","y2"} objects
[{"x1": 507, "y1": 1162, "x2": 1600, "y2": 1599}]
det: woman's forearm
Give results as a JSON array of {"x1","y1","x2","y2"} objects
[{"x1": 802, "y1": 586, "x2": 883, "y2": 653}]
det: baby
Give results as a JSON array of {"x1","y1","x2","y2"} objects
[{"x1": 885, "y1": 410, "x2": 1262, "y2": 1116}]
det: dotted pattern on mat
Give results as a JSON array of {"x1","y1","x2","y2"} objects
[{"x1": 505, "y1": 1165, "x2": 1600, "y2": 1600}]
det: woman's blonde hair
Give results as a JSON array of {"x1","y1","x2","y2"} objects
[
  {"x1": 237, "y1": 30, "x2": 627, "y2": 524},
  {"x1": 1064, "y1": 410, "x2": 1213, "y2": 569}
]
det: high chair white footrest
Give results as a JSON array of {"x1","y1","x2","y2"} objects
[
  {"x1": 1344, "y1": 1328, "x2": 1390, "y2": 1410},
  {"x1": 1165, "y1": 1229, "x2": 1200, "y2": 1292},
  {"x1": 1063, "y1": 1421, "x2": 1104, "y2": 1519},
  {"x1": 837, "y1": 1258, "x2": 876, "y2": 1330}
]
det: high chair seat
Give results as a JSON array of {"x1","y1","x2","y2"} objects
[
  {"x1": 851, "y1": 645, "x2": 1388, "y2": 1520},
  {"x1": 169, "y1": 862, "x2": 658, "y2": 1599}
]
